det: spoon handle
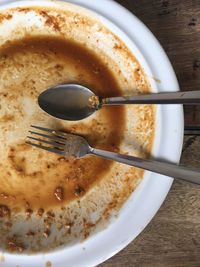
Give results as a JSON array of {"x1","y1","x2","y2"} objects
[
  {"x1": 90, "y1": 148, "x2": 200, "y2": 185},
  {"x1": 102, "y1": 90, "x2": 200, "y2": 105}
]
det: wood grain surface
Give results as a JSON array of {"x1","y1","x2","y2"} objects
[{"x1": 100, "y1": 1, "x2": 200, "y2": 267}]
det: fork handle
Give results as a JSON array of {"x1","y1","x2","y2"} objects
[
  {"x1": 102, "y1": 90, "x2": 200, "y2": 105},
  {"x1": 90, "y1": 148, "x2": 200, "y2": 185}
]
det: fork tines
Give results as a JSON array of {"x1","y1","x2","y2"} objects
[{"x1": 26, "y1": 125, "x2": 66, "y2": 155}]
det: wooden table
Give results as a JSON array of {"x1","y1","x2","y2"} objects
[{"x1": 100, "y1": 1, "x2": 200, "y2": 266}]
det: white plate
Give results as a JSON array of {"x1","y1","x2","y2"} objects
[{"x1": 0, "y1": 0, "x2": 184, "y2": 266}]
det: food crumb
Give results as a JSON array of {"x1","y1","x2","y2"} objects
[
  {"x1": 88, "y1": 95, "x2": 100, "y2": 109},
  {"x1": 0, "y1": 192, "x2": 9, "y2": 199},
  {"x1": 74, "y1": 186, "x2": 85, "y2": 197},
  {"x1": 58, "y1": 157, "x2": 66, "y2": 162},
  {"x1": 37, "y1": 208, "x2": 44, "y2": 217},
  {"x1": 26, "y1": 231, "x2": 35, "y2": 237},
  {"x1": 54, "y1": 186, "x2": 64, "y2": 201},
  {"x1": 65, "y1": 222, "x2": 72, "y2": 230},
  {"x1": 65, "y1": 222, "x2": 72, "y2": 234},
  {"x1": 0, "y1": 205, "x2": 10, "y2": 217},
  {"x1": 7, "y1": 238, "x2": 25, "y2": 253},
  {"x1": 25, "y1": 208, "x2": 33, "y2": 219},
  {"x1": 46, "y1": 211, "x2": 55, "y2": 218},
  {"x1": 43, "y1": 229, "x2": 51, "y2": 238}
]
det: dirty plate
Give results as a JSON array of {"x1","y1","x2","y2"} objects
[{"x1": 0, "y1": 0, "x2": 183, "y2": 267}]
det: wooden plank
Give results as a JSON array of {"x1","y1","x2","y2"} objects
[{"x1": 115, "y1": 0, "x2": 200, "y2": 126}]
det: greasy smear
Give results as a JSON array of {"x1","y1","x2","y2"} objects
[{"x1": 0, "y1": 36, "x2": 125, "y2": 211}]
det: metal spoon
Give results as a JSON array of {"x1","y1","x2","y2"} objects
[{"x1": 38, "y1": 84, "x2": 200, "y2": 121}]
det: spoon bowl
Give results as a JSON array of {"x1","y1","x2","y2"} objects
[{"x1": 38, "y1": 84, "x2": 96, "y2": 121}]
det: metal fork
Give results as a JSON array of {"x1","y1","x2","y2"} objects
[{"x1": 27, "y1": 125, "x2": 200, "y2": 185}]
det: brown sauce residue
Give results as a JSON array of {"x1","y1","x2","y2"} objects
[
  {"x1": 0, "y1": 36, "x2": 125, "y2": 212},
  {"x1": 7, "y1": 236, "x2": 25, "y2": 253},
  {"x1": 0, "y1": 205, "x2": 10, "y2": 218}
]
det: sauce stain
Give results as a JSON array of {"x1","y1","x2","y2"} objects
[{"x1": 0, "y1": 36, "x2": 125, "y2": 211}]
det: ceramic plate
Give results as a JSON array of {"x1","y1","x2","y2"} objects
[{"x1": 0, "y1": 0, "x2": 183, "y2": 266}]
